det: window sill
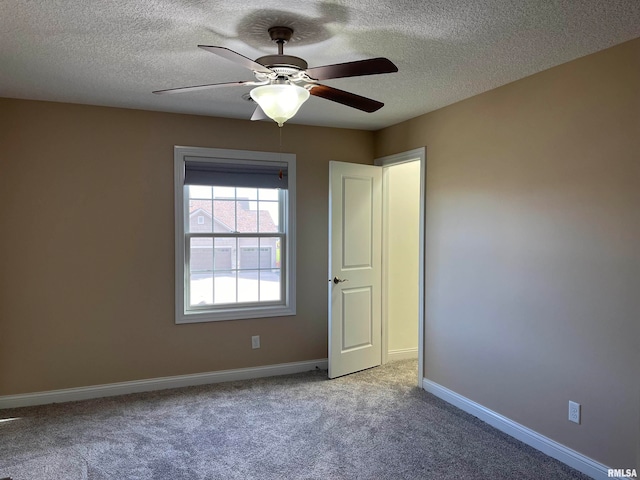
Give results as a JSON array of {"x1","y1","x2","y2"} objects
[{"x1": 176, "y1": 304, "x2": 296, "y2": 324}]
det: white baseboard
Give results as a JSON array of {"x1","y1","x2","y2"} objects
[
  {"x1": 422, "y1": 378, "x2": 611, "y2": 480},
  {"x1": 387, "y1": 348, "x2": 419, "y2": 362},
  {"x1": 0, "y1": 359, "x2": 328, "y2": 409}
]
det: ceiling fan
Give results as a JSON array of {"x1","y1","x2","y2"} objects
[{"x1": 153, "y1": 26, "x2": 398, "y2": 126}]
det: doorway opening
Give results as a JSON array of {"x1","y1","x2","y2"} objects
[{"x1": 376, "y1": 148, "x2": 425, "y2": 387}]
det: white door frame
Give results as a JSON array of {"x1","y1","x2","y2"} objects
[{"x1": 375, "y1": 147, "x2": 426, "y2": 387}]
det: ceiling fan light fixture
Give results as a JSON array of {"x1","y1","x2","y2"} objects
[{"x1": 250, "y1": 83, "x2": 310, "y2": 127}]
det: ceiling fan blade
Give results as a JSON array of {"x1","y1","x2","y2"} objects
[
  {"x1": 198, "y1": 45, "x2": 272, "y2": 74},
  {"x1": 153, "y1": 81, "x2": 251, "y2": 95},
  {"x1": 251, "y1": 105, "x2": 269, "y2": 121},
  {"x1": 305, "y1": 57, "x2": 397, "y2": 81},
  {"x1": 309, "y1": 84, "x2": 384, "y2": 113}
]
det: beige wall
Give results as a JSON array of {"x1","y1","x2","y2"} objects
[
  {"x1": 375, "y1": 38, "x2": 640, "y2": 468},
  {"x1": 385, "y1": 161, "x2": 420, "y2": 354},
  {"x1": 0, "y1": 99, "x2": 373, "y2": 395}
]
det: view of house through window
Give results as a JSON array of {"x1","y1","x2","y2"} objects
[{"x1": 187, "y1": 185, "x2": 284, "y2": 307}]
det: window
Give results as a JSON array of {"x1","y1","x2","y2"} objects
[{"x1": 174, "y1": 146, "x2": 296, "y2": 323}]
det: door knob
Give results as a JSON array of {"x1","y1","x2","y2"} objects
[{"x1": 333, "y1": 276, "x2": 348, "y2": 284}]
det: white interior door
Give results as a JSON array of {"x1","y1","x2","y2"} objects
[{"x1": 328, "y1": 161, "x2": 382, "y2": 379}]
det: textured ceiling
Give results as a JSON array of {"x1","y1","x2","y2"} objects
[{"x1": 1, "y1": 1, "x2": 639, "y2": 130}]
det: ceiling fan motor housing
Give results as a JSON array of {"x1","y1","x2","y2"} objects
[{"x1": 255, "y1": 55, "x2": 308, "y2": 72}]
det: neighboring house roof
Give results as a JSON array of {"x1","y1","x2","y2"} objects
[
  {"x1": 189, "y1": 199, "x2": 277, "y2": 232},
  {"x1": 190, "y1": 207, "x2": 234, "y2": 232}
]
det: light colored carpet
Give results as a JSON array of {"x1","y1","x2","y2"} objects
[{"x1": 0, "y1": 360, "x2": 591, "y2": 479}]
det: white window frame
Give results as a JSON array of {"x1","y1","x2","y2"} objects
[{"x1": 174, "y1": 146, "x2": 296, "y2": 324}]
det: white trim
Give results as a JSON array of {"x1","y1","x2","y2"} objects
[
  {"x1": 376, "y1": 148, "x2": 425, "y2": 168},
  {"x1": 381, "y1": 166, "x2": 390, "y2": 366},
  {"x1": 387, "y1": 348, "x2": 419, "y2": 361},
  {"x1": 174, "y1": 146, "x2": 296, "y2": 323},
  {"x1": 422, "y1": 378, "x2": 612, "y2": 480},
  {"x1": 0, "y1": 359, "x2": 328, "y2": 410},
  {"x1": 375, "y1": 147, "x2": 426, "y2": 387}
]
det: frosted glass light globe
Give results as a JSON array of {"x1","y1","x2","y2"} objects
[{"x1": 250, "y1": 84, "x2": 310, "y2": 127}]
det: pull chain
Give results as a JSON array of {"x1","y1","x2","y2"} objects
[{"x1": 278, "y1": 126, "x2": 284, "y2": 180}]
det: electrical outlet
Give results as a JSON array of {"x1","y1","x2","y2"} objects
[
  {"x1": 251, "y1": 335, "x2": 260, "y2": 349},
  {"x1": 568, "y1": 401, "x2": 581, "y2": 424}
]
